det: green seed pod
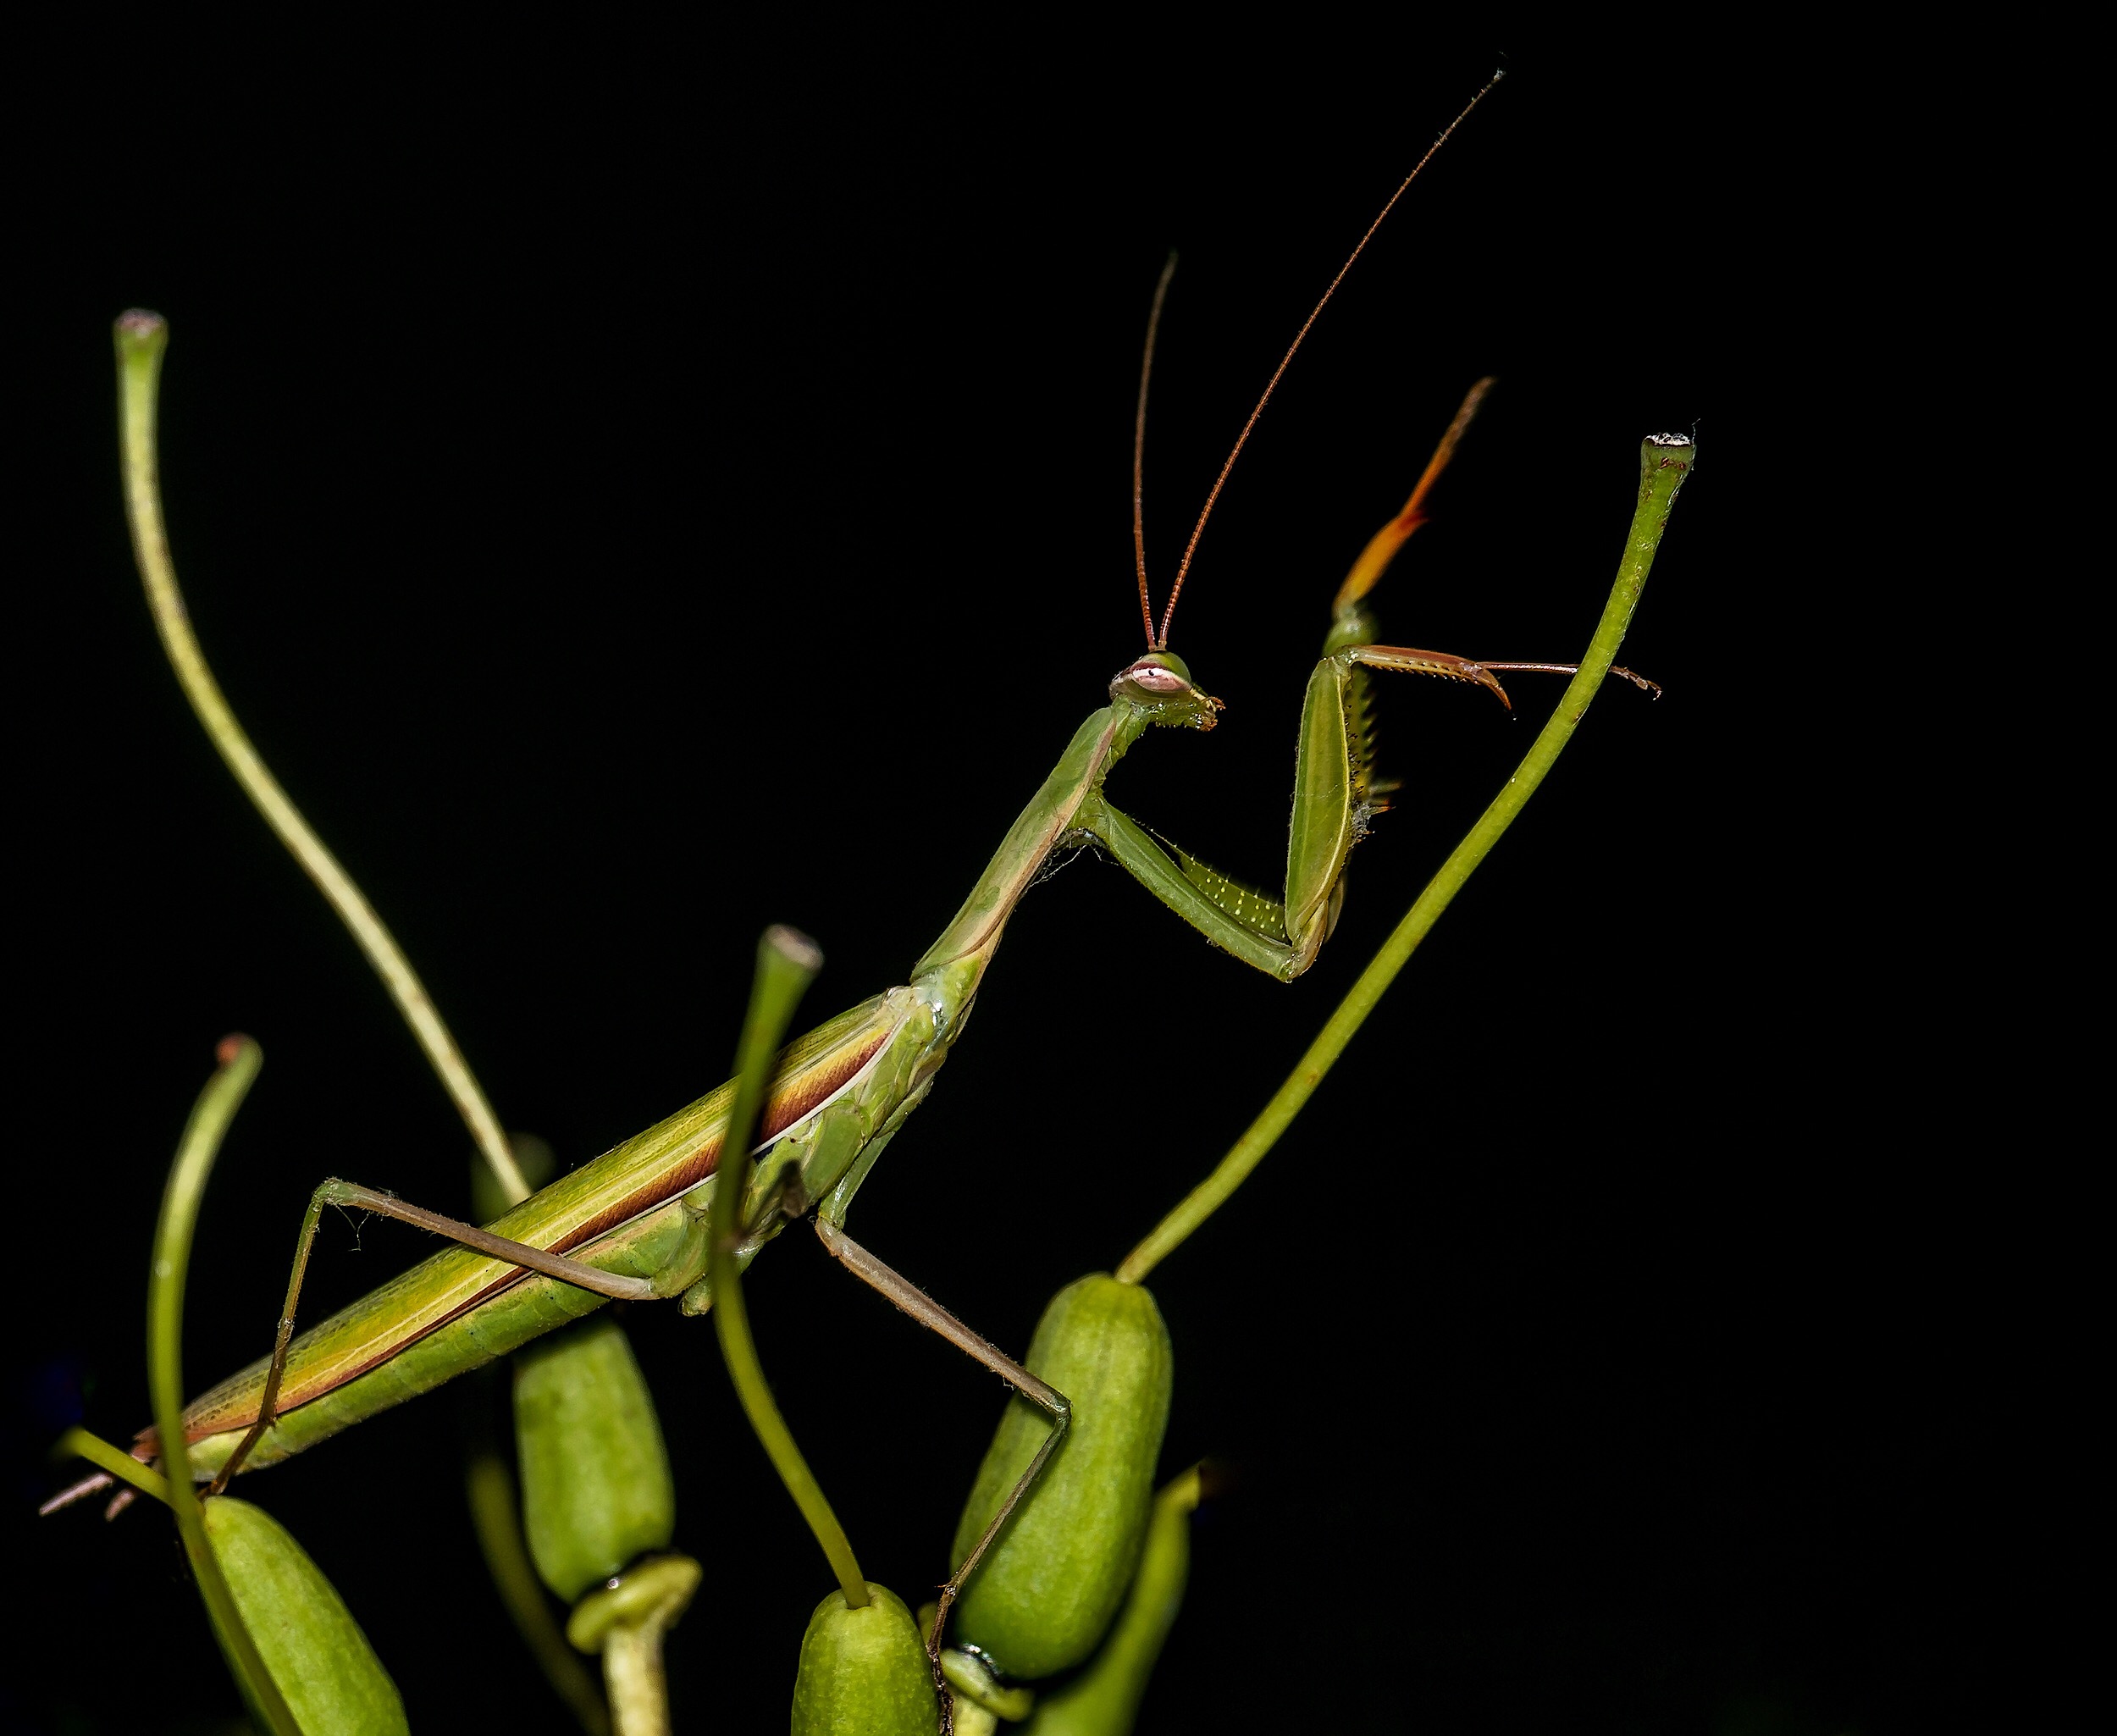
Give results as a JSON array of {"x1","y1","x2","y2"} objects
[
  {"x1": 949, "y1": 1274, "x2": 1173, "y2": 1681},
  {"x1": 201, "y1": 1496, "x2": 407, "y2": 1736},
  {"x1": 1022, "y1": 1467, "x2": 1202, "y2": 1735},
  {"x1": 791, "y1": 1582, "x2": 938, "y2": 1736},
  {"x1": 515, "y1": 1314, "x2": 676, "y2": 1601}
]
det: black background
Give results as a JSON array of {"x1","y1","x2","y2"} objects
[{"x1": 6, "y1": 23, "x2": 1985, "y2": 1736}]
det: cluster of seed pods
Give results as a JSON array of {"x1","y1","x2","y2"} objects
[{"x1": 791, "y1": 1271, "x2": 1186, "y2": 1733}]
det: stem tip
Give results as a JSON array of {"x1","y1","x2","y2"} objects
[
  {"x1": 764, "y1": 923, "x2": 824, "y2": 974},
  {"x1": 113, "y1": 308, "x2": 168, "y2": 353}
]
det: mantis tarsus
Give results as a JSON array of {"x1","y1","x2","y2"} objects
[{"x1": 46, "y1": 76, "x2": 1695, "y2": 1728}]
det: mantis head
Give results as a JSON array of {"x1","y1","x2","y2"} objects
[
  {"x1": 1109, "y1": 650, "x2": 1222, "y2": 732},
  {"x1": 1121, "y1": 87, "x2": 1496, "y2": 738}
]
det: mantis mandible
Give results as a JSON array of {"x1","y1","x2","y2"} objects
[{"x1": 46, "y1": 78, "x2": 1654, "y2": 1564}]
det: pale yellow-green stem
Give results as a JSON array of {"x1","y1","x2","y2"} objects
[
  {"x1": 567, "y1": 1556, "x2": 702, "y2": 1736},
  {"x1": 707, "y1": 926, "x2": 871, "y2": 1609},
  {"x1": 465, "y1": 1447, "x2": 611, "y2": 1736},
  {"x1": 112, "y1": 312, "x2": 529, "y2": 1208},
  {"x1": 56, "y1": 1425, "x2": 171, "y2": 1507},
  {"x1": 147, "y1": 1036, "x2": 302, "y2": 1736}
]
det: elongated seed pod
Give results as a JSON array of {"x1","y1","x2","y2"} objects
[
  {"x1": 949, "y1": 1274, "x2": 1173, "y2": 1680},
  {"x1": 515, "y1": 1315, "x2": 676, "y2": 1601},
  {"x1": 1021, "y1": 1467, "x2": 1202, "y2": 1734},
  {"x1": 201, "y1": 1496, "x2": 407, "y2": 1736},
  {"x1": 792, "y1": 1582, "x2": 939, "y2": 1735}
]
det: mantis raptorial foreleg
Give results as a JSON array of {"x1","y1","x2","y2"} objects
[{"x1": 1078, "y1": 377, "x2": 1661, "y2": 983}]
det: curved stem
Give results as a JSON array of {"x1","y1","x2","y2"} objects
[
  {"x1": 603, "y1": 1619, "x2": 675, "y2": 1736},
  {"x1": 112, "y1": 312, "x2": 529, "y2": 1208},
  {"x1": 707, "y1": 927, "x2": 869, "y2": 1606},
  {"x1": 464, "y1": 1444, "x2": 611, "y2": 1736},
  {"x1": 147, "y1": 1036, "x2": 301, "y2": 1736},
  {"x1": 566, "y1": 1557, "x2": 699, "y2": 1736},
  {"x1": 1119, "y1": 434, "x2": 1694, "y2": 1284},
  {"x1": 56, "y1": 1426, "x2": 170, "y2": 1507}
]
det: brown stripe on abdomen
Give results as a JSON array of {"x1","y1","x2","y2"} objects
[
  {"x1": 174, "y1": 1018, "x2": 903, "y2": 1443},
  {"x1": 542, "y1": 1020, "x2": 894, "y2": 1255}
]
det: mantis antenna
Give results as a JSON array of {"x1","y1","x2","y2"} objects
[
  {"x1": 1133, "y1": 252, "x2": 1178, "y2": 650},
  {"x1": 1152, "y1": 69, "x2": 1506, "y2": 650}
]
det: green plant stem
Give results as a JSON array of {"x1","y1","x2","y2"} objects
[
  {"x1": 112, "y1": 312, "x2": 529, "y2": 1208},
  {"x1": 57, "y1": 1425, "x2": 171, "y2": 1507},
  {"x1": 604, "y1": 1615, "x2": 677, "y2": 1736},
  {"x1": 1118, "y1": 434, "x2": 1694, "y2": 1285},
  {"x1": 148, "y1": 1035, "x2": 301, "y2": 1736},
  {"x1": 567, "y1": 1556, "x2": 701, "y2": 1736},
  {"x1": 465, "y1": 1446, "x2": 611, "y2": 1736},
  {"x1": 706, "y1": 926, "x2": 871, "y2": 1607}
]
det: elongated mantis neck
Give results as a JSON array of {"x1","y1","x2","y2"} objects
[{"x1": 908, "y1": 699, "x2": 1152, "y2": 982}]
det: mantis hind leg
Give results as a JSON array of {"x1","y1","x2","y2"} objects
[{"x1": 203, "y1": 1180, "x2": 661, "y2": 1492}]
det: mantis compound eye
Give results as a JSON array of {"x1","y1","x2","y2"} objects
[
  {"x1": 1109, "y1": 653, "x2": 1223, "y2": 728},
  {"x1": 1113, "y1": 656, "x2": 1193, "y2": 696}
]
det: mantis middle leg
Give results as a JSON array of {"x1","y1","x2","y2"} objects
[{"x1": 810, "y1": 1217, "x2": 1071, "y2": 1654}]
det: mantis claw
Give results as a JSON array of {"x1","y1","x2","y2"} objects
[{"x1": 36, "y1": 1469, "x2": 116, "y2": 1517}]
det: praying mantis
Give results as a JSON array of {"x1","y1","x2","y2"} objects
[{"x1": 36, "y1": 75, "x2": 1699, "y2": 1731}]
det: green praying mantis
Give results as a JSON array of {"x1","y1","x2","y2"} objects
[{"x1": 45, "y1": 75, "x2": 1696, "y2": 1730}]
